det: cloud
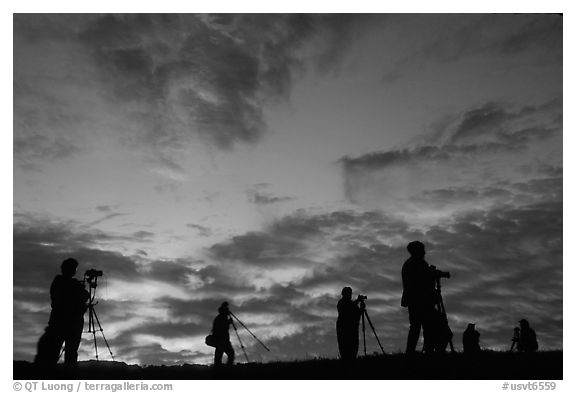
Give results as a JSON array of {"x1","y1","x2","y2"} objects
[
  {"x1": 246, "y1": 183, "x2": 295, "y2": 205},
  {"x1": 383, "y1": 14, "x2": 562, "y2": 81},
  {"x1": 14, "y1": 14, "x2": 377, "y2": 176},
  {"x1": 14, "y1": 193, "x2": 562, "y2": 364},
  {"x1": 88, "y1": 212, "x2": 130, "y2": 227},
  {"x1": 133, "y1": 230, "x2": 155, "y2": 240},
  {"x1": 186, "y1": 224, "x2": 213, "y2": 238},
  {"x1": 339, "y1": 98, "x2": 561, "y2": 218},
  {"x1": 206, "y1": 199, "x2": 561, "y2": 353},
  {"x1": 73, "y1": 14, "x2": 372, "y2": 151},
  {"x1": 14, "y1": 134, "x2": 79, "y2": 170}
]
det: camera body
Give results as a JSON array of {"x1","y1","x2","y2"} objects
[
  {"x1": 358, "y1": 295, "x2": 367, "y2": 301},
  {"x1": 84, "y1": 269, "x2": 103, "y2": 288},
  {"x1": 85, "y1": 269, "x2": 103, "y2": 279},
  {"x1": 430, "y1": 265, "x2": 450, "y2": 279}
]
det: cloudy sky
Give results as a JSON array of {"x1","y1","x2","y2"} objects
[{"x1": 13, "y1": 13, "x2": 562, "y2": 365}]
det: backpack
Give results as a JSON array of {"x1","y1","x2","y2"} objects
[{"x1": 205, "y1": 334, "x2": 216, "y2": 347}]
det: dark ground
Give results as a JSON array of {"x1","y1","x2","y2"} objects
[{"x1": 14, "y1": 351, "x2": 562, "y2": 380}]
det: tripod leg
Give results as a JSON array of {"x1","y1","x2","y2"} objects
[
  {"x1": 231, "y1": 320, "x2": 249, "y2": 363},
  {"x1": 91, "y1": 307, "x2": 115, "y2": 361},
  {"x1": 88, "y1": 307, "x2": 99, "y2": 361},
  {"x1": 438, "y1": 295, "x2": 455, "y2": 354},
  {"x1": 229, "y1": 312, "x2": 270, "y2": 352},
  {"x1": 361, "y1": 312, "x2": 366, "y2": 356},
  {"x1": 364, "y1": 309, "x2": 386, "y2": 354}
]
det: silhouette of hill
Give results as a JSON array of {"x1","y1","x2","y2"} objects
[{"x1": 14, "y1": 351, "x2": 562, "y2": 380}]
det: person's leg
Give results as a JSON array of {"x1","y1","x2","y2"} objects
[
  {"x1": 421, "y1": 308, "x2": 436, "y2": 353},
  {"x1": 36, "y1": 323, "x2": 65, "y2": 365},
  {"x1": 224, "y1": 342, "x2": 235, "y2": 365},
  {"x1": 337, "y1": 330, "x2": 346, "y2": 359},
  {"x1": 338, "y1": 329, "x2": 355, "y2": 360},
  {"x1": 64, "y1": 320, "x2": 84, "y2": 365},
  {"x1": 35, "y1": 328, "x2": 56, "y2": 364},
  {"x1": 351, "y1": 331, "x2": 359, "y2": 360},
  {"x1": 406, "y1": 306, "x2": 422, "y2": 353},
  {"x1": 214, "y1": 346, "x2": 224, "y2": 366}
]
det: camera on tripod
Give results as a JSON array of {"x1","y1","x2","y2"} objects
[
  {"x1": 84, "y1": 269, "x2": 103, "y2": 287},
  {"x1": 430, "y1": 265, "x2": 450, "y2": 279}
]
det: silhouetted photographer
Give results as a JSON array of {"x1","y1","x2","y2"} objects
[
  {"x1": 516, "y1": 319, "x2": 538, "y2": 353},
  {"x1": 337, "y1": 287, "x2": 363, "y2": 361},
  {"x1": 401, "y1": 241, "x2": 452, "y2": 353},
  {"x1": 210, "y1": 302, "x2": 235, "y2": 366},
  {"x1": 35, "y1": 258, "x2": 90, "y2": 365},
  {"x1": 462, "y1": 323, "x2": 481, "y2": 354}
]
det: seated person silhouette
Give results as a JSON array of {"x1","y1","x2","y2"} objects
[
  {"x1": 462, "y1": 323, "x2": 481, "y2": 354},
  {"x1": 336, "y1": 287, "x2": 363, "y2": 361},
  {"x1": 35, "y1": 258, "x2": 89, "y2": 365},
  {"x1": 212, "y1": 302, "x2": 235, "y2": 366},
  {"x1": 517, "y1": 319, "x2": 538, "y2": 353}
]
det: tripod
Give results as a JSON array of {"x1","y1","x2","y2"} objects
[
  {"x1": 230, "y1": 319, "x2": 249, "y2": 362},
  {"x1": 85, "y1": 276, "x2": 114, "y2": 361},
  {"x1": 359, "y1": 301, "x2": 386, "y2": 356},
  {"x1": 510, "y1": 328, "x2": 520, "y2": 351},
  {"x1": 228, "y1": 311, "x2": 270, "y2": 363},
  {"x1": 434, "y1": 277, "x2": 454, "y2": 353}
]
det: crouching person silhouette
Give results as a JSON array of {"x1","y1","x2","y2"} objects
[
  {"x1": 212, "y1": 302, "x2": 235, "y2": 367},
  {"x1": 337, "y1": 287, "x2": 363, "y2": 361},
  {"x1": 462, "y1": 323, "x2": 481, "y2": 354},
  {"x1": 35, "y1": 258, "x2": 89, "y2": 365},
  {"x1": 517, "y1": 319, "x2": 538, "y2": 353}
]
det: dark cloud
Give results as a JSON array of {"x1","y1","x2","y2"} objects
[
  {"x1": 186, "y1": 224, "x2": 213, "y2": 238},
  {"x1": 208, "y1": 209, "x2": 408, "y2": 268},
  {"x1": 246, "y1": 184, "x2": 295, "y2": 205},
  {"x1": 133, "y1": 230, "x2": 154, "y2": 240},
  {"x1": 88, "y1": 212, "x2": 130, "y2": 227},
  {"x1": 14, "y1": 193, "x2": 562, "y2": 363},
  {"x1": 339, "y1": 98, "x2": 561, "y2": 207},
  {"x1": 341, "y1": 98, "x2": 560, "y2": 174},
  {"x1": 72, "y1": 14, "x2": 373, "y2": 150}
]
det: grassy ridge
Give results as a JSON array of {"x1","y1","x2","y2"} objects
[{"x1": 14, "y1": 351, "x2": 562, "y2": 380}]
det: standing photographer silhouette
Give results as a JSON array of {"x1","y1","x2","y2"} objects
[
  {"x1": 336, "y1": 287, "x2": 363, "y2": 361},
  {"x1": 34, "y1": 258, "x2": 89, "y2": 365},
  {"x1": 211, "y1": 302, "x2": 235, "y2": 366},
  {"x1": 401, "y1": 241, "x2": 449, "y2": 354}
]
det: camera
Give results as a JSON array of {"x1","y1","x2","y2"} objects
[
  {"x1": 358, "y1": 295, "x2": 367, "y2": 301},
  {"x1": 85, "y1": 269, "x2": 103, "y2": 279},
  {"x1": 430, "y1": 265, "x2": 450, "y2": 279}
]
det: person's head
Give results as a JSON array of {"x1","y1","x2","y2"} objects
[
  {"x1": 519, "y1": 319, "x2": 530, "y2": 328},
  {"x1": 407, "y1": 241, "x2": 426, "y2": 258},
  {"x1": 467, "y1": 323, "x2": 475, "y2": 330},
  {"x1": 341, "y1": 286, "x2": 352, "y2": 299},
  {"x1": 60, "y1": 258, "x2": 78, "y2": 277},
  {"x1": 218, "y1": 302, "x2": 230, "y2": 315}
]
